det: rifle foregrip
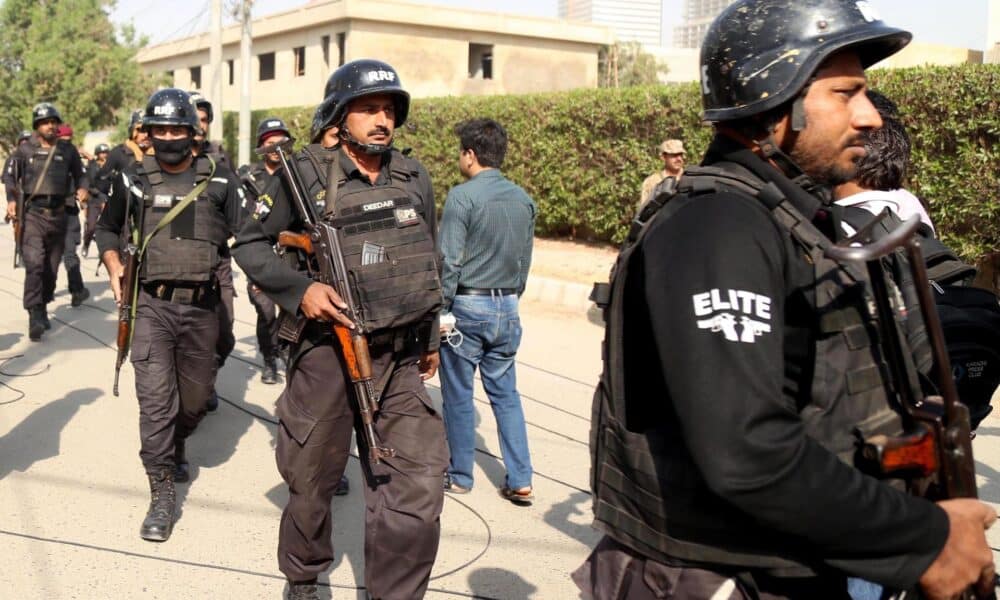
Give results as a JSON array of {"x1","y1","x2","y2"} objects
[{"x1": 116, "y1": 317, "x2": 131, "y2": 350}]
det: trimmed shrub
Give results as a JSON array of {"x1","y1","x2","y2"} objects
[{"x1": 221, "y1": 64, "x2": 1000, "y2": 261}]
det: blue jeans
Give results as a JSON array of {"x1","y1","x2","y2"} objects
[{"x1": 439, "y1": 294, "x2": 532, "y2": 490}]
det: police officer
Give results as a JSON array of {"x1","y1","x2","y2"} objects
[
  {"x1": 4, "y1": 103, "x2": 88, "y2": 341},
  {"x1": 55, "y1": 123, "x2": 90, "y2": 306},
  {"x1": 189, "y1": 91, "x2": 234, "y2": 412},
  {"x1": 96, "y1": 110, "x2": 150, "y2": 197},
  {"x1": 574, "y1": 2, "x2": 997, "y2": 599},
  {"x1": 239, "y1": 117, "x2": 291, "y2": 384},
  {"x1": 233, "y1": 59, "x2": 446, "y2": 600},
  {"x1": 82, "y1": 143, "x2": 110, "y2": 258},
  {"x1": 95, "y1": 88, "x2": 243, "y2": 543}
]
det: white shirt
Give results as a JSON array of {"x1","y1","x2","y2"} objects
[{"x1": 835, "y1": 188, "x2": 935, "y2": 236}]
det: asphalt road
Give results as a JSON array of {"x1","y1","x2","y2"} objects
[{"x1": 2, "y1": 221, "x2": 1000, "y2": 599}]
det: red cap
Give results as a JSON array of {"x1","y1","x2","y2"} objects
[{"x1": 57, "y1": 124, "x2": 73, "y2": 138}]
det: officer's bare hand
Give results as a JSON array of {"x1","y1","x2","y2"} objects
[
  {"x1": 300, "y1": 282, "x2": 354, "y2": 329},
  {"x1": 419, "y1": 351, "x2": 439, "y2": 380},
  {"x1": 103, "y1": 251, "x2": 125, "y2": 305},
  {"x1": 919, "y1": 498, "x2": 996, "y2": 600},
  {"x1": 5, "y1": 200, "x2": 15, "y2": 220},
  {"x1": 76, "y1": 188, "x2": 89, "y2": 204}
]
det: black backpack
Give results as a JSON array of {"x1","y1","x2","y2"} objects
[
  {"x1": 841, "y1": 207, "x2": 999, "y2": 429},
  {"x1": 923, "y1": 237, "x2": 1000, "y2": 428}
]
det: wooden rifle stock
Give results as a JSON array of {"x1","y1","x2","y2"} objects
[
  {"x1": 277, "y1": 231, "x2": 313, "y2": 255},
  {"x1": 113, "y1": 244, "x2": 139, "y2": 397}
]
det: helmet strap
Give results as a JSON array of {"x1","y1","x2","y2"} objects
[{"x1": 339, "y1": 126, "x2": 392, "y2": 156}]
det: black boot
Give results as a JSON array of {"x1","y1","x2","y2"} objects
[
  {"x1": 334, "y1": 475, "x2": 350, "y2": 496},
  {"x1": 206, "y1": 389, "x2": 219, "y2": 412},
  {"x1": 41, "y1": 306, "x2": 51, "y2": 330},
  {"x1": 71, "y1": 286, "x2": 90, "y2": 307},
  {"x1": 139, "y1": 469, "x2": 176, "y2": 542},
  {"x1": 173, "y1": 438, "x2": 190, "y2": 483},
  {"x1": 286, "y1": 582, "x2": 319, "y2": 600},
  {"x1": 28, "y1": 306, "x2": 45, "y2": 341},
  {"x1": 261, "y1": 356, "x2": 278, "y2": 384}
]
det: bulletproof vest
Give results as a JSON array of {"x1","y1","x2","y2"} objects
[
  {"x1": 20, "y1": 139, "x2": 72, "y2": 198},
  {"x1": 296, "y1": 143, "x2": 338, "y2": 215},
  {"x1": 322, "y1": 149, "x2": 442, "y2": 332},
  {"x1": 589, "y1": 165, "x2": 913, "y2": 572},
  {"x1": 135, "y1": 155, "x2": 229, "y2": 283}
]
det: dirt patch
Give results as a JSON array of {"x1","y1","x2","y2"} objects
[{"x1": 529, "y1": 237, "x2": 618, "y2": 285}]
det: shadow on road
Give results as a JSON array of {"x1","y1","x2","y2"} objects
[
  {"x1": 0, "y1": 387, "x2": 100, "y2": 480},
  {"x1": 468, "y1": 567, "x2": 538, "y2": 599}
]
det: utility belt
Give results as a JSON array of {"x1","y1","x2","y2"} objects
[
  {"x1": 142, "y1": 280, "x2": 218, "y2": 306},
  {"x1": 26, "y1": 195, "x2": 66, "y2": 213},
  {"x1": 456, "y1": 286, "x2": 518, "y2": 297},
  {"x1": 290, "y1": 316, "x2": 418, "y2": 354}
]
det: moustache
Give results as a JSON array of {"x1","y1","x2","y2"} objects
[{"x1": 367, "y1": 127, "x2": 391, "y2": 137}]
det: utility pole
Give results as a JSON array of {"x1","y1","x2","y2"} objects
[
  {"x1": 238, "y1": 0, "x2": 253, "y2": 166},
  {"x1": 209, "y1": 0, "x2": 223, "y2": 142}
]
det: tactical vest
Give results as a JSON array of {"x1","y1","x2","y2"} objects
[
  {"x1": 589, "y1": 165, "x2": 914, "y2": 572},
  {"x1": 134, "y1": 155, "x2": 229, "y2": 283},
  {"x1": 322, "y1": 149, "x2": 442, "y2": 332},
  {"x1": 20, "y1": 139, "x2": 71, "y2": 198}
]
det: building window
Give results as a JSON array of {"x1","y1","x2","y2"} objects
[
  {"x1": 336, "y1": 32, "x2": 346, "y2": 67},
  {"x1": 468, "y1": 44, "x2": 493, "y2": 79},
  {"x1": 321, "y1": 35, "x2": 330, "y2": 69},
  {"x1": 166, "y1": 70, "x2": 174, "y2": 84},
  {"x1": 259, "y1": 52, "x2": 275, "y2": 81},
  {"x1": 227, "y1": 59, "x2": 234, "y2": 85},
  {"x1": 190, "y1": 65, "x2": 202, "y2": 88},
  {"x1": 293, "y1": 46, "x2": 306, "y2": 77}
]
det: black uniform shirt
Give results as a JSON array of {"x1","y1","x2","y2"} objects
[
  {"x1": 232, "y1": 147, "x2": 440, "y2": 351},
  {"x1": 94, "y1": 154, "x2": 243, "y2": 275},
  {"x1": 629, "y1": 135, "x2": 948, "y2": 586}
]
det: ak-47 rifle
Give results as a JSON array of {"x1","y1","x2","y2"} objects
[
  {"x1": 113, "y1": 239, "x2": 139, "y2": 396},
  {"x1": 827, "y1": 214, "x2": 994, "y2": 600},
  {"x1": 112, "y1": 169, "x2": 142, "y2": 397},
  {"x1": 265, "y1": 139, "x2": 395, "y2": 464},
  {"x1": 7, "y1": 159, "x2": 23, "y2": 268},
  {"x1": 4, "y1": 202, "x2": 21, "y2": 268}
]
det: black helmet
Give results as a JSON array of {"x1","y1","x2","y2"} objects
[
  {"x1": 128, "y1": 109, "x2": 143, "y2": 134},
  {"x1": 700, "y1": 0, "x2": 911, "y2": 122},
  {"x1": 17, "y1": 130, "x2": 32, "y2": 144},
  {"x1": 256, "y1": 116, "x2": 292, "y2": 147},
  {"x1": 188, "y1": 90, "x2": 213, "y2": 123},
  {"x1": 95, "y1": 143, "x2": 111, "y2": 154},
  {"x1": 142, "y1": 88, "x2": 199, "y2": 132},
  {"x1": 319, "y1": 59, "x2": 410, "y2": 131},
  {"x1": 32, "y1": 102, "x2": 62, "y2": 128},
  {"x1": 310, "y1": 99, "x2": 336, "y2": 143}
]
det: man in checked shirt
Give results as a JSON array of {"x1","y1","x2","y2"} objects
[{"x1": 438, "y1": 118, "x2": 538, "y2": 505}]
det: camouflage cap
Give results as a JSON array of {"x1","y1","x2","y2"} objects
[{"x1": 659, "y1": 139, "x2": 685, "y2": 155}]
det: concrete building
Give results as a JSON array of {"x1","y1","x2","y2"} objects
[
  {"x1": 558, "y1": 0, "x2": 662, "y2": 48},
  {"x1": 987, "y1": 0, "x2": 1000, "y2": 63},
  {"x1": 672, "y1": 0, "x2": 736, "y2": 49},
  {"x1": 135, "y1": 0, "x2": 613, "y2": 110}
]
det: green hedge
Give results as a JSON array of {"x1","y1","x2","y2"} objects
[{"x1": 222, "y1": 64, "x2": 1000, "y2": 261}]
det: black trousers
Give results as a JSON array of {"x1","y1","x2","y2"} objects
[
  {"x1": 62, "y1": 208, "x2": 84, "y2": 293},
  {"x1": 572, "y1": 536, "x2": 851, "y2": 600},
  {"x1": 83, "y1": 198, "x2": 105, "y2": 250},
  {"x1": 247, "y1": 281, "x2": 278, "y2": 359},
  {"x1": 276, "y1": 342, "x2": 448, "y2": 599},
  {"x1": 131, "y1": 287, "x2": 220, "y2": 474},
  {"x1": 215, "y1": 255, "x2": 235, "y2": 366},
  {"x1": 21, "y1": 207, "x2": 66, "y2": 309}
]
